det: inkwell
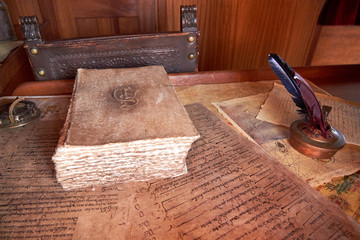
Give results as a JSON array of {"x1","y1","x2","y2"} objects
[{"x1": 268, "y1": 53, "x2": 346, "y2": 159}]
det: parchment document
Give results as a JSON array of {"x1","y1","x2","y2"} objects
[
  {"x1": 213, "y1": 93, "x2": 360, "y2": 187},
  {"x1": 257, "y1": 83, "x2": 360, "y2": 146},
  {"x1": 1, "y1": 98, "x2": 359, "y2": 239},
  {"x1": 212, "y1": 93, "x2": 290, "y2": 145}
]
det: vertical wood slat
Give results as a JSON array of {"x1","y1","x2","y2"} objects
[
  {"x1": 96, "y1": 18, "x2": 119, "y2": 36},
  {"x1": 51, "y1": 0, "x2": 79, "y2": 39},
  {"x1": 38, "y1": 0, "x2": 60, "y2": 40},
  {"x1": 137, "y1": 0, "x2": 157, "y2": 33},
  {"x1": 161, "y1": 0, "x2": 325, "y2": 71},
  {"x1": 118, "y1": 17, "x2": 139, "y2": 34},
  {"x1": 76, "y1": 16, "x2": 140, "y2": 37},
  {"x1": 76, "y1": 18, "x2": 99, "y2": 38},
  {"x1": 156, "y1": 0, "x2": 167, "y2": 32},
  {"x1": 71, "y1": 0, "x2": 137, "y2": 18}
]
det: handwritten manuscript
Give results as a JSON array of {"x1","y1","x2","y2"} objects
[
  {"x1": 1, "y1": 96, "x2": 359, "y2": 239},
  {"x1": 52, "y1": 66, "x2": 199, "y2": 190}
]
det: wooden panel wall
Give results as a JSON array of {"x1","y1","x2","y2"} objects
[
  {"x1": 4, "y1": 0, "x2": 157, "y2": 39},
  {"x1": 5, "y1": 0, "x2": 325, "y2": 71},
  {"x1": 159, "y1": 0, "x2": 325, "y2": 70},
  {"x1": 311, "y1": 25, "x2": 360, "y2": 66}
]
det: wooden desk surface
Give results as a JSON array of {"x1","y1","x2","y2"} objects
[{"x1": 1, "y1": 71, "x2": 360, "y2": 238}]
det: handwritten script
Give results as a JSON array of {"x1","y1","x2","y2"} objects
[{"x1": 0, "y1": 97, "x2": 359, "y2": 239}]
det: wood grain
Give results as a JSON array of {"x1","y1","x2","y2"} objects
[
  {"x1": 4, "y1": 0, "x2": 43, "y2": 24},
  {"x1": 0, "y1": 46, "x2": 33, "y2": 96},
  {"x1": 118, "y1": 17, "x2": 139, "y2": 34},
  {"x1": 311, "y1": 25, "x2": 360, "y2": 66},
  {"x1": 137, "y1": 0, "x2": 157, "y2": 33},
  {"x1": 63, "y1": 0, "x2": 155, "y2": 37},
  {"x1": 160, "y1": 0, "x2": 325, "y2": 71},
  {"x1": 96, "y1": 17, "x2": 119, "y2": 36},
  {"x1": 38, "y1": 0, "x2": 60, "y2": 40},
  {"x1": 76, "y1": 18, "x2": 101, "y2": 37},
  {"x1": 51, "y1": 0, "x2": 79, "y2": 39},
  {"x1": 5, "y1": 0, "x2": 156, "y2": 39},
  {"x1": 71, "y1": 0, "x2": 137, "y2": 18},
  {"x1": 4, "y1": 0, "x2": 43, "y2": 39}
]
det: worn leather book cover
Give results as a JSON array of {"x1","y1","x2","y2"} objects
[{"x1": 52, "y1": 66, "x2": 199, "y2": 190}]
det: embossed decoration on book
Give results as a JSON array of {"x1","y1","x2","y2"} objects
[{"x1": 112, "y1": 86, "x2": 139, "y2": 108}]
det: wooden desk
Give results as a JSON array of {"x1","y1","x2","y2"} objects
[{"x1": 1, "y1": 67, "x2": 360, "y2": 238}]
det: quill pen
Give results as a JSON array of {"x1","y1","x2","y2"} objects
[{"x1": 268, "y1": 54, "x2": 330, "y2": 138}]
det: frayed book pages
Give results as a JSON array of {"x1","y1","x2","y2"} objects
[{"x1": 52, "y1": 66, "x2": 199, "y2": 190}]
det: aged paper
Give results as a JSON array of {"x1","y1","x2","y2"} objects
[
  {"x1": 213, "y1": 91, "x2": 360, "y2": 222},
  {"x1": 0, "y1": 97, "x2": 135, "y2": 238},
  {"x1": 257, "y1": 83, "x2": 360, "y2": 146},
  {"x1": 175, "y1": 81, "x2": 274, "y2": 118},
  {"x1": 317, "y1": 171, "x2": 360, "y2": 223},
  {"x1": 262, "y1": 139, "x2": 360, "y2": 186},
  {"x1": 315, "y1": 171, "x2": 360, "y2": 223},
  {"x1": 126, "y1": 104, "x2": 360, "y2": 239},
  {"x1": 213, "y1": 93, "x2": 290, "y2": 145},
  {"x1": 1, "y1": 97, "x2": 360, "y2": 239},
  {"x1": 213, "y1": 92, "x2": 360, "y2": 186}
]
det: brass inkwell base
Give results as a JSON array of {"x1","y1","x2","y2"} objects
[{"x1": 290, "y1": 120, "x2": 346, "y2": 159}]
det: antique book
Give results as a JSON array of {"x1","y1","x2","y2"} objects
[
  {"x1": 2, "y1": 98, "x2": 359, "y2": 239},
  {"x1": 52, "y1": 66, "x2": 199, "y2": 190}
]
